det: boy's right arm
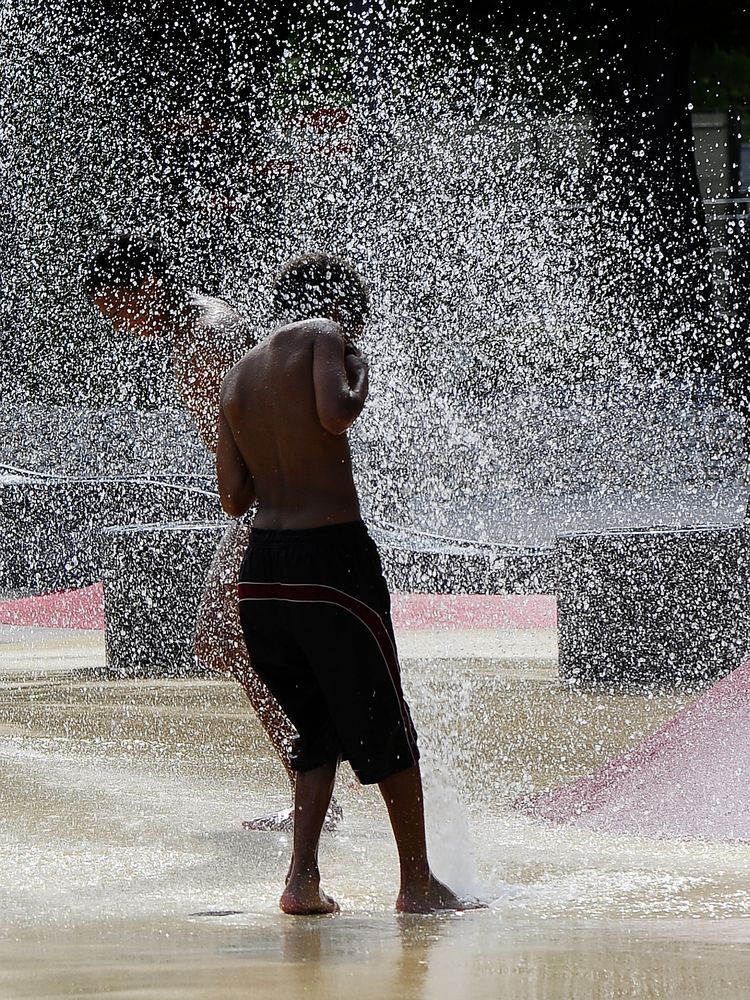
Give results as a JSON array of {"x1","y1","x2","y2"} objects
[{"x1": 312, "y1": 323, "x2": 369, "y2": 435}]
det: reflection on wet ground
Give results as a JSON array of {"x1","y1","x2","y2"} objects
[{"x1": 2, "y1": 624, "x2": 750, "y2": 999}]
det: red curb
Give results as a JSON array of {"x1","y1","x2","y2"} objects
[
  {"x1": 391, "y1": 594, "x2": 556, "y2": 630},
  {"x1": 0, "y1": 583, "x2": 106, "y2": 630},
  {"x1": 0, "y1": 586, "x2": 556, "y2": 633}
]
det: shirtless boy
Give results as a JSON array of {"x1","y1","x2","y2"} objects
[
  {"x1": 216, "y1": 253, "x2": 472, "y2": 914},
  {"x1": 84, "y1": 235, "x2": 308, "y2": 828}
]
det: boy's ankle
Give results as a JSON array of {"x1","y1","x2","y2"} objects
[
  {"x1": 288, "y1": 863, "x2": 321, "y2": 884},
  {"x1": 400, "y1": 868, "x2": 433, "y2": 893}
]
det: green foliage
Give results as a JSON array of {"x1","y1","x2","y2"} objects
[
  {"x1": 272, "y1": 0, "x2": 352, "y2": 115},
  {"x1": 690, "y1": 45, "x2": 750, "y2": 124}
]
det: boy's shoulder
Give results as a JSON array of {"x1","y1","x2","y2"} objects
[
  {"x1": 191, "y1": 293, "x2": 251, "y2": 340},
  {"x1": 272, "y1": 317, "x2": 345, "y2": 343},
  {"x1": 175, "y1": 292, "x2": 254, "y2": 365},
  {"x1": 191, "y1": 292, "x2": 239, "y2": 324}
]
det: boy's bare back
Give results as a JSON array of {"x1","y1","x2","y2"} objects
[{"x1": 218, "y1": 318, "x2": 368, "y2": 530}]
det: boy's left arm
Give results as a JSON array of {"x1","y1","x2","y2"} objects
[
  {"x1": 313, "y1": 324, "x2": 369, "y2": 434},
  {"x1": 216, "y1": 409, "x2": 256, "y2": 518}
]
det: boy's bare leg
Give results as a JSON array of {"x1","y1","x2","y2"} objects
[
  {"x1": 280, "y1": 759, "x2": 340, "y2": 915},
  {"x1": 378, "y1": 765, "x2": 480, "y2": 913}
]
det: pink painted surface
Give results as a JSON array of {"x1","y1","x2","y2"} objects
[
  {"x1": 0, "y1": 586, "x2": 556, "y2": 633},
  {"x1": 519, "y1": 657, "x2": 750, "y2": 842},
  {"x1": 390, "y1": 594, "x2": 556, "y2": 630},
  {"x1": 0, "y1": 584, "x2": 106, "y2": 630}
]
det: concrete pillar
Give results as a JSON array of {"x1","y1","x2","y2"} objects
[
  {"x1": 557, "y1": 526, "x2": 750, "y2": 690},
  {"x1": 101, "y1": 521, "x2": 225, "y2": 678},
  {"x1": 0, "y1": 476, "x2": 220, "y2": 596},
  {"x1": 371, "y1": 522, "x2": 556, "y2": 594}
]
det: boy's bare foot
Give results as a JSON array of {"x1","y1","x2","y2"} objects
[
  {"x1": 242, "y1": 807, "x2": 293, "y2": 832},
  {"x1": 280, "y1": 877, "x2": 340, "y2": 916},
  {"x1": 396, "y1": 875, "x2": 487, "y2": 914},
  {"x1": 242, "y1": 799, "x2": 343, "y2": 833}
]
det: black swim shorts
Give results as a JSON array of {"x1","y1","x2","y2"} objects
[{"x1": 237, "y1": 520, "x2": 420, "y2": 785}]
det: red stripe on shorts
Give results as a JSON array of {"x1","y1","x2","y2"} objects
[{"x1": 238, "y1": 581, "x2": 419, "y2": 763}]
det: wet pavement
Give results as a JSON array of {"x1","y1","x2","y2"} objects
[{"x1": 1, "y1": 623, "x2": 750, "y2": 999}]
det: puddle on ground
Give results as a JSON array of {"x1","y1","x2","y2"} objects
[{"x1": 0, "y1": 627, "x2": 748, "y2": 999}]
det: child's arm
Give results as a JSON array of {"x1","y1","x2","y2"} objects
[
  {"x1": 313, "y1": 323, "x2": 369, "y2": 435},
  {"x1": 215, "y1": 409, "x2": 256, "y2": 517}
]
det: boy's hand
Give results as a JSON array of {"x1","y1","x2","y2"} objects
[{"x1": 344, "y1": 346, "x2": 368, "y2": 387}]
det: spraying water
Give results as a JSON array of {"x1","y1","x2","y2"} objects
[{"x1": 2, "y1": 2, "x2": 750, "y2": 989}]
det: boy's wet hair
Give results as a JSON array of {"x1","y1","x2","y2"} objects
[
  {"x1": 83, "y1": 236, "x2": 174, "y2": 298},
  {"x1": 272, "y1": 253, "x2": 370, "y2": 338}
]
